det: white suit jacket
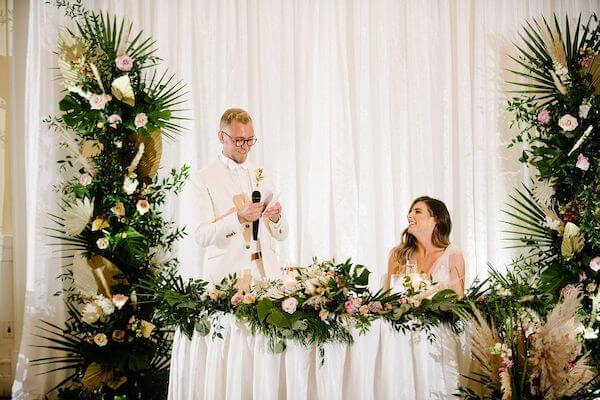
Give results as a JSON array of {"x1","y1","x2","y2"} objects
[{"x1": 193, "y1": 158, "x2": 289, "y2": 282}]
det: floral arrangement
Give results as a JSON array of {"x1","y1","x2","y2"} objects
[
  {"x1": 459, "y1": 266, "x2": 598, "y2": 399},
  {"x1": 37, "y1": 1, "x2": 188, "y2": 398},
  {"x1": 463, "y1": 12, "x2": 600, "y2": 398},
  {"x1": 146, "y1": 259, "x2": 469, "y2": 362},
  {"x1": 504, "y1": 14, "x2": 600, "y2": 301}
]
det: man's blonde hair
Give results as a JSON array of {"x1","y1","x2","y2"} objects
[{"x1": 220, "y1": 108, "x2": 252, "y2": 130}]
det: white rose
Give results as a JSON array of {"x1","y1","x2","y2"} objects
[
  {"x1": 558, "y1": 114, "x2": 578, "y2": 132},
  {"x1": 93, "y1": 333, "x2": 108, "y2": 347},
  {"x1": 96, "y1": 237, "x2": 109, "y2": 250},
  {"x1": 123, "y1": 175, "x2": 139, "y2": 195},
  {"x1": 81, "y1": 303, "x2": 102, "y2": 324},
  {"x1": 95, "y1": 295, "x2": 115, "y2": 315},
  {"x1": 583, "y1": 326, "x2": 598, "y2": 340},
  {"x1": 282, "y1": 297, "x2": 298, "y2": 314}
]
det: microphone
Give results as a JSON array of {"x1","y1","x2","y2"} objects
[{"x1": 252, "y1": 190, "x2": 261, "y2": 241}]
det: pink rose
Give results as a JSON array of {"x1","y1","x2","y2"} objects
[
  {"x1": 319, "y1": 309, "x2": 329, "y2": 321},
  {"x1": 115, "y1": 55, "x2": 133, "y2": 72},
  {"x1": 89, "y1": 93, "x2": 111, "y2": 110},
  {"x1": 537, "y1": 109, "x2": 550, "y2": 125},
  {"x1": 558, "y1": 114, "x2": 578, "y2": 132},
  {"x1": 243, "y1": 294, "x2": 256, "y2": 304},
  {"x1": 134, "y1": 113, "x2": 148, "y2": 128},
  {"x1": 282, "y1": 297, "x2": 298, "y2": 314},
  {"x1": 112, "y1": 294, "x2": 129, "y2": 310},
  {"x1": 79, "y1": 173, "x2": 92, "y2": 186},
  {"x1": 112, "y1": 330, "x2": 125, "y2": 342},
  {"x1": 344, "y1": 298, "x2": 361, "y2": 315},
  {"x1": 108, "y1": 114, "x2": 122, "y2": 128},
  {"x1": 231, "y1": 292, "x2": 244, "y2": 306},
  {"x1": 590, "y1": 257, "x2": 600, "y2": 272},
  {"x1": 576, "y1": 154, "x2": 590, "y2": 171},
  {"x1": 580, "y1": 58, "x2": 590, "y2": 68},
  {"x1": 368, "y1": 301, "x2": 383, "y2": 313},
  {"x1": 359, "y1": 305, "x2": 369, "y2": 315}
]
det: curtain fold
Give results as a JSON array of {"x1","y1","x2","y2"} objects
[{"x1": 10, "y1": 0, "x2": 599, "y2": 396}]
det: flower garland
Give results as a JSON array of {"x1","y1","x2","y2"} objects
[{"x1": 144, "y1": 259, "x2": 470, "y2": 361}]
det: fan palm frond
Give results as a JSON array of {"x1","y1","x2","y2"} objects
[
  {"x1": 507, "y1": 14, "x2": 591, "y2": 106},
  {"x1": 501, "y1": 184, "x2": 557, "y2": 264}
]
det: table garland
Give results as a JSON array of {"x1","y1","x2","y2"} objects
[{"x1": 140, "y1": 259, "x2": 471, "y2": 357}]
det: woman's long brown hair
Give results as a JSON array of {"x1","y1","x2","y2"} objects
[{"x1": 390, "y1": 196, "x2": 452, "y2": 273}]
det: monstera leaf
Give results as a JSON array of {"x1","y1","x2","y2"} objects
[{"x1": 113, "y1": 227, "x2": 149, "y2": 271}]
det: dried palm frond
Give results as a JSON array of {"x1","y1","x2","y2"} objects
[
  {"x1": 55, "y1": 125, "x2": 98, "y2": 175},
  {"x1": 583, "y1": 53, "x2": 600, "y2": 95},
  {"x1": 507, "y1": 14, "x2": 590, "y2": 106},
  {"x1": 528, "y1": 286, "x2": 595, "y2": 398},
  {"x1": 131, "y1": 130, "x2": 162, "y2": 180},
  {"x1": 538, "y1": 18, "x2": 568, "y2": 70},
  {"x1": 469, "y1": 308, "x2": 503, "y2": 389},
  {"x1": 72, "y1": 252, "x2": 99, "y2": 297}
]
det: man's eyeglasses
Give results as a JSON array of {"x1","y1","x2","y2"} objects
[{"x1": 221, "y1": 131, "x2": 258, "y2": 147}]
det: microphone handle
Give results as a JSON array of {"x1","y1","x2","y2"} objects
[{"x1": 252, "y1": 191, "x2": 261, "y2": 241}]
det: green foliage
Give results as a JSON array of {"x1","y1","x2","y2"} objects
[{"x1": 38, "y1": 1, "x2": 189, "y2": 398}]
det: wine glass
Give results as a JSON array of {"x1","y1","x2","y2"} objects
[{"x1": 406, "y1": 259, "x2": 417, "y2": 274}]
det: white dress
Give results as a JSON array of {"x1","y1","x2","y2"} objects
[{"x1": 410, "y1": 244, "x2": 469, "y2": 399}]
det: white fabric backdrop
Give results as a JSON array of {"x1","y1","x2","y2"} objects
[{"x1": 10, "y1": 0, "x2": 600, "y2": 396}]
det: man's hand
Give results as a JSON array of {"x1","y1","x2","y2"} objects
[
  {"x1": 264, "y1": 202, "x2": 282, "y2": 223},
  {"x1": 238, "y1": 202, "x2": 265, "y2": 223}
]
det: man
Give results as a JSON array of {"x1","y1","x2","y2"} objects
[{"x1": 194, "y1": 108, "x2": 288, "y2": 281}]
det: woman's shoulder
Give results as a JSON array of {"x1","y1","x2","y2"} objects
[{"x1": 445, "y1": 244, "x2": 464, "y2": 258}]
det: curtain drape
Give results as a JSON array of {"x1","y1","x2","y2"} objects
[{"x1": 10, "y1": 0, "x2": 599, "y2": 396}]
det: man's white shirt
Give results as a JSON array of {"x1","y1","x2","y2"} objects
[{"x1": 192, "y1": 154, "x2": 289, "y2": 282}]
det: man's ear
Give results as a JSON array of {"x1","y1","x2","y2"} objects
[{"x1": 218, "y1": 130, "x2": 224, "y2": 144}]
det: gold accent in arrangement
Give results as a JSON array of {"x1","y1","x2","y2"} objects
[
  {"x1": 87, "y1": 255, "x2": 129, "y2": 297},
  {"x1": 131, "y1": 130, "x2": 162, "y2": 180}
]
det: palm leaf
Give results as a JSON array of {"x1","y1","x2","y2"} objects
[{"x1": 501, "y1": 185, "x2": 557, "y2": 263}]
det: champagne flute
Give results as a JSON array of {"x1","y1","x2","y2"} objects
[{"x1": 406, "y1": 259, "x2": 417, "y2": 274}]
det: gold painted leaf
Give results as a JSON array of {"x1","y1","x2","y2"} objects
[{"x1": 131, "y1": 130, "x2": 162, "y2": 180}]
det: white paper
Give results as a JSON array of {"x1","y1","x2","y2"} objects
[{"x1": 261, "y1": 189, "x2": 280, "y2": 215}]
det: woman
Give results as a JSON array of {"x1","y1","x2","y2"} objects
[
  {"x1": 387, "y1": 196, "x2": 465, "y2": 294},
  {"x1": 386, "y1": 196, "x2": 467, "y2": 399}
]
